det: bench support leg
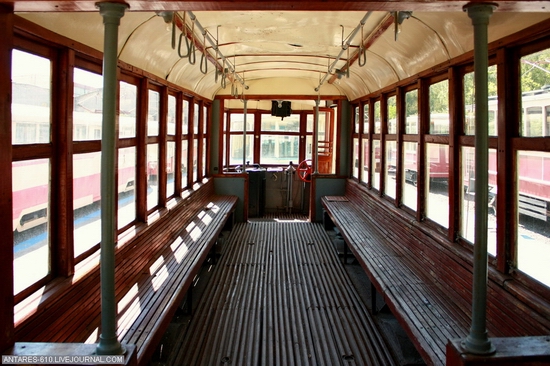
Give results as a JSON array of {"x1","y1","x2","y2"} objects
[
  {"x1": 343, "y1": 241, "x2": 348, "y2": 265},
  {"x1": 371, "y1": 283, "x2": 377, "y2": 314},
  {"x1": 184, "y1": 286, "x2": 193, "y2": 316}
]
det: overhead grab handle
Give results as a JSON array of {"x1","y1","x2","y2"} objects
[
  {"x1": 358, "y1": 24, "x2": 367, "y2": 67},
  {"x1": 200, "y1": 52, "x2": 208, "y2": 74}
]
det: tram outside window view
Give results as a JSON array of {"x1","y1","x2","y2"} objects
[{"x1": 9, "y1": 44, "x2": 550, "y2": 299}]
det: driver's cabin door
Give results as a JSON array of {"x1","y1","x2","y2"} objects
[{"x1": 314, "y1": 107, "x2": 334, "y2": 174}]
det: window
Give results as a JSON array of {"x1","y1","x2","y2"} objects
[
  {"x1": 182, "y1": 100, "x2": 189, "y2": 189},
  {"x1": 261, "y1": 135, "x2": 299, "y2": 165},
  {"x1": 363, "y1": 103, "x2": 369, "y2": 134},
  {"x1": 464, "y1": 67, "x2": 498, "y2": 136},
  {"x1": 385, "y1": 141, "x2": 397, "y2": 198},
  {"x1": 429, "y1": 80, "x2": 449, "y2": 135},
  {"x1": 425, "y1": 143, "x2": 449, "y2": 228},
  {"x1": 118, "y1": 147, "x2": 136, "y2": 229},
  {"x1": 402, "y1": 89, "x2": 419, "y2": 211},
  {"x1": 148, "y1": 90, "x2": 160, "y2": 137},
  {"x1": 259, "y1": 114, "x2": 301, "y2": 165},
  {"x1": 516, "y1": 151, "x2": 550, "y2": 286},
  {"x1": 405, "y1": 90, "x2": 418, "y2": 134},
  {"x1": 11, "y1": 50, "x2": 52, "y2": 295},
  {"x1": 460, "y1": 146, "x2": 497, "y2": 255},
  {"x1": 167, "y1": 95, "x2": 177, "y2": 197},
  {"x1": 74, "y1": 68, "x2": 103, "y2": 141},
  {"x1": 193, "y1": 103, "x2": 199, "y2": 181},
  {"x1": 352, "y1": 106, "x2": 360, "y2": 179},
  {"x1": 262, "y1": 114, "x2": 299, "y2": 132},
  {"x1": 147, "y1": 144, "x2": 159, "y2": 210},
  {"x1": 521, "y1": 49, "x2": 550, "y2": 137},
  {"x1": 73, "y1": 152, "x2": 101, "y2": 258},
  {"x1": 12, "y1": 50, "x2": 51, "y2": 145},
  {"x1": 372, "y1": 140, "x2": 381, "y2": 190},
  {"x1": 352, "y1": 137, "x2": 360, "y2": 179},
  {"x1": 387, "y1": 96, "x2": 397, "y2": 134},
  {"x1": 119, "y1": 82, "x2": 137, "y2": 138},
  {"x1": 361, "y1": 139, "x2": 369, "y2": 185},
  {"x1": 373, "y1": 101, "x2": 381, "y2": 134},
  {"x1": 402, "y1": 142, "x2": 417, "y2": 210},
  {"x1": 13, "y1": 159, "x2": 51, "y2": 294}
]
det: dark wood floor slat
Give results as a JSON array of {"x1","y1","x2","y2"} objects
[{"x1": 171, "y1": 221, "x2": 397, "y2": 366}]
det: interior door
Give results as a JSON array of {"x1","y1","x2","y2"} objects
[{"x1": 314, "y1": 107, "x2": 334, "y2": 174}]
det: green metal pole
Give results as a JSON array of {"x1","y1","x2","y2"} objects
[
  {"x1": 96, "y1": 2, "x2": 128, "y2": 356},
  {"x1": 313, "y1": 98, "x2": 320, "y2": 174},
  {"x1": 243, "y1": 99, "x2": 247, "y2": 169},
  {"x1": 462, "y1": 2, "x2": 497, "y2": 355}
]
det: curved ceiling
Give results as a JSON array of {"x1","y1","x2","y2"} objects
[{"x1": 18, "y1": 7, "x2": 550, "y2": 101}]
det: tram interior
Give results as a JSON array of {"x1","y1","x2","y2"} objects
[{"x1": 2, "y1": 1, "x2": 550, "y2": 365}]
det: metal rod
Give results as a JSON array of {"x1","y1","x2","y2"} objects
[
  {"x1": 186, "y1": 11, "x2": 248, "y2": 89},
  {"x1": 243, "y1": 99, "x2": 247, "y2": 170},
  {"x1": 315, "y1": 12, "x2": 372, "y2": 91},
  {"x1": 462, "y1": 2, "x2": 497, "y2": 356},
  {"x1": 96, "y1": 1, "x2": 128, "y2": 356},
  {"x1": 313, "y1": 98, "x2": 320, "y2": 174}
]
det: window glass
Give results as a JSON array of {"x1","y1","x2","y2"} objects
[
  {"x1": 147, "y1": 144, "x2": 159, "y2": 210},
  {"x1": 460, "y1": 146, "x2": 497, "y2": 255},
  {"x1": 203, "y1": 105, "x2": 208, "y2": 135},
  {"x1": 405, "y1": 90, "x2": 418, "y2": 134},
  {"x1": 306, "y1": 114, "x2": 314, "y2": 133},
  {"x1": 352, "y1": 138, "x2": 359, "y2": 179},
  {"x1": 464, "y1": 66, "x2": 497, "y2": 136},
  {"x1": 306, "y1": 135, "x2": 313, "y2": 160},
  {"x1": 354, "y1": 106, "x2": 360, "y2": 134},
  {"x1": 361, "y1": 139, "x2": 369, "y2": 185},
  {"x1": 13, "y1": 159, "x2": 50, "y2": 294},
  {"x1": 182, "y1": 100, "x2": 189, "y2": 135},
  {"x1": 168, "y1": 95, "x2": 176, "y2": 136},
  {"x1": 231, "y1": 113, "x2": 254, "y2": 131},
  {"x1": 73, "y1": 152, "x2": 101, "y2": 257},
  {"x1": 374, "y1": 101, "x2": 381, "y2": 134},
  {"x1": 74, "y1": 68, "x2": 103, "y2": 141},
  {"x1": 118, "y1": 147, "x2": 135, "y2": 229},
  {"x1": 516, "y1": 151, "x2": 550, "y2": 286},
  {"x1": 167, "y1": 141, "x2": 176, "y2": 197},
  {"x1": 429, "y1": 80, "x2": 450, "y2": 135},
  {"x1": 261, "y1": 135, "x2": 299, "y2": 165},
  {"x1": 372, "y1": 140, "x2": 381, "y2": 190},
  {"x1": 229, "y1": 135, "x2": 253, "y2": 166},
  {"x1": 202, "y1": 137, "x2": 207, "y2": 177},
  {"x1": 363, "y1": 104, "x2": 369, "y2": 134},
  {"x1": 193, "y1": 138, "x2": 198, "y2": 181},
  {"x1": 12, "y1": 50, "x2": 51, "y2": 145},
  {"x1": 387, "y1": 96, "x2": 397, "y2": 134},
  {"x1": 148, "y1": 90, "x2": 159, "y2": 136},
  {"x1": 385, "y1": 141, "x2": 397, "y2": 198},
  {"x1": 520, "y1": 48, "x2": 550, "y2": 137},
  {"x1": 262, "y1": 114, "x2": 299, "y2": 132},
  {"x1": 119, "y1": 82, "x2": 137, "y2": 138},
  {"x1": 193, "y1": 103, "x2": 199, "y2": 135},
  {"x1": 402, "y1": 142, "x2": 417, "y2": 210},
  {"x1": 181, "y1": 140, "x2": 188, "y2": 189},
  {"x1": 425, "y1": 143, "x2": 449, "y2": 228}
]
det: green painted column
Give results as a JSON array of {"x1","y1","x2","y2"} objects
[
  {"x1": 96, "y1": 1, "x2": 128, "y2": 356},
  {"x1": 462, "y1": 2, "x2": 497, "y2": 355}
]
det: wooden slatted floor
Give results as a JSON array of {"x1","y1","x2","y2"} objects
[{"x1": 168, "y1": 221, "x2": 397, "y2": 366}]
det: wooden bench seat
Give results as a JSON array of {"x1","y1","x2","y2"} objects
[
  {"x1": 322, "y1": 179, "x2": 550, "y2": 366},
  {"x1": 13, "y1": 179, "x2": 237, "y2": 365}
]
